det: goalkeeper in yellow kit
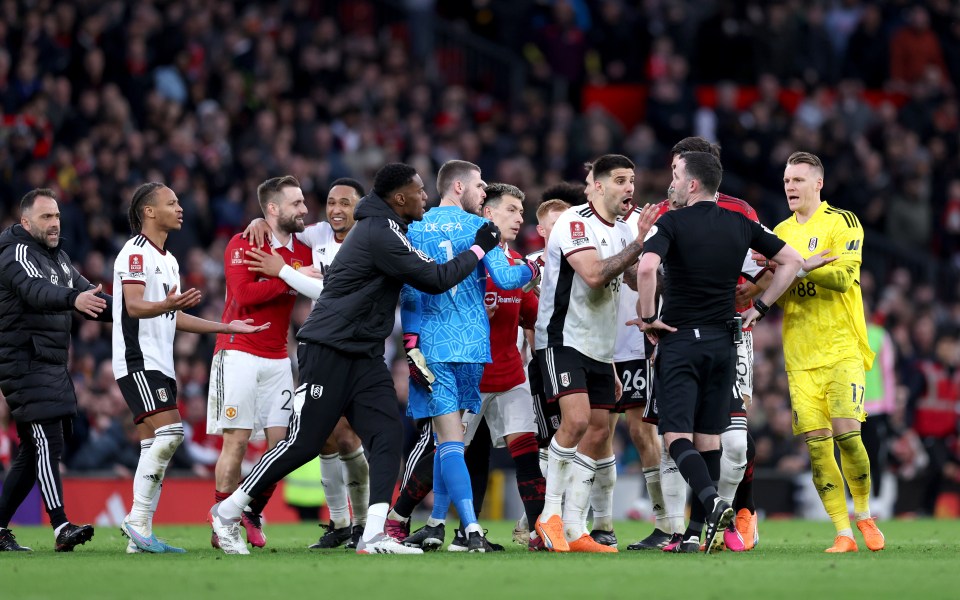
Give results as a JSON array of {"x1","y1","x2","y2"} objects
[{"x1": 765, "y1": 152, "x2": 885, "y2": 553}]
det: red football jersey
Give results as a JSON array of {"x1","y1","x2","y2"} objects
[
  {"x1": 215, "y1": 233, "x2": 313, "y2": 359},
  {"x1": 480, "y1": 247, "x2": 539, "y2": 393}
]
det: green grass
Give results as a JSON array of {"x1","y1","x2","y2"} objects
[{"x1": 2, "y1": 520, "x2": 959, "y2": 600}]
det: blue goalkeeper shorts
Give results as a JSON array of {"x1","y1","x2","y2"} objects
[{"x1": 407, "y1": 362, "x2": 484, "y2": 419}]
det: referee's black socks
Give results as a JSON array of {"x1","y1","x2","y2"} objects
[{"x1": 669, "y1": 438, "x2": 720, "y2": 537}]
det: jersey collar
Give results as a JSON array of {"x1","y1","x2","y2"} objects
[{"x1": 270, "y1": 233, "x2": 294, "y2": 251}]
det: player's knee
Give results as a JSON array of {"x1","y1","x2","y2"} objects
[
  {"x1": 721, "y1": 429, "x2": 748, "y2": 462},
  {"x1": 335, "y1": 428, "x2": 362, "y2": 455},
  {"x1": 561, "y1": 413, "x2": 590, "y2": 440},
  {"x1": 153, "y1": 428, "x2": 184, "y2": 460},
  {"x1": 321, "y1": 437, "x2": 338, "y2": 455}
]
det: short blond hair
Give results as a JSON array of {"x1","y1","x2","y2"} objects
[
  {"x1": 536, "y1": 199, "x2": 570, "y2": 223},
  {"x1": 786, "y1": 151, "x2": 824, "y2": 176}
]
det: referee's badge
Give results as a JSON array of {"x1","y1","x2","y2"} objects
[
  {"x1": 225, "y1": 406, "x2": 238, "y2": 420},
  {"x1": 808, "y1": 237, "x2": 818, "y2": 251},
  {"x1": 560, "y1": 372, "x2": 571, "y2": 387}
]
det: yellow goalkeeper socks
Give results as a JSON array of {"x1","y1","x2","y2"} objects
[
  {"x1": 835, "y1": 430, "x2": 872, "y2": 517},
  {"x1": 805, "y1": 435, "x2": 851, "y2": 533}
]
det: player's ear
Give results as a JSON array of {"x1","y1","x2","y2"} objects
[
  {"x1": 536, "y1": 224, "x2": 546, "y2": 238},
  {"x1": 816, "y1": 177, "x2": 824, "y2": 192}
]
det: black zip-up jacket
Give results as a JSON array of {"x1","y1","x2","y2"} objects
[
  {"x1": 297, "y1": 192, "x2": 480, "y2": 357},
  {"x1": 0, "y1": 224, "x2": 112, "y2": 421}
]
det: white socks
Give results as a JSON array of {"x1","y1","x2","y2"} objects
[
  {"x1": 321, "y1": 453, "x2": 350, "y2": 529},
  {"x1": 660, "y1": 443, "x2": 688, "y2": 534},
  {"x1": 589, "y1": 456, "x2": 616, "y2": 532},
  {"x1": 130, "y1": 424, "x2": 183, "y2": 533},
  {"x1": 539, "y1": 448, "x2": 549, "y2": 479},
  {"x1": 719, "y1": 428, "x2": 748, "y2": 505},
  {"x1": 540, "y1": 439, "x2": 575, "y2": 520},
  {"x1": 363, "y1": 503, "x2": 388, "y2": 542},
  {"x1": 643, "y1": 466, "x2": 669, "y2": 532},
  {"x1": 562, "y1": 452, "x2": 596, "y2": 541},
  {"x1": 341, "y1": 446, "x2": 369, "y2": 527}
]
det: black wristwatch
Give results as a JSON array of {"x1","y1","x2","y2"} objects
[
  {"x1": 754, "y1": 298, "x2": 770, "y2": 317},
  {"x1": 641, "y1": 316, "x2": 657, "y2": 324}
]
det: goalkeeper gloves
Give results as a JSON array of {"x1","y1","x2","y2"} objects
[
  {"x1": 403, "y1": 333, "x2": 435, "y2": 392},
  {"x1": 520, "y1": 258, "x2": 541, "y2": 293}
]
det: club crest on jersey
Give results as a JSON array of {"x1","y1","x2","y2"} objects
[
  {"x1": 231, "y1": 249, "x2": 243, "y2": 265},
  {"x1": 129, "y1": 254, "x2": 144, "y2": 273},
  {"x1": 61, "y1": 262, "x2": 70, "y2": 274},
  {"x1": 311, "y1": 385, "x2": 324, "y2": 399},
  {"x1": 225, "y1": 406, "x2": 237, "y2": 419},
  {"x1": 292, "y1": 260, "x2": 303, "y2": 270},
  {"x1": 570, "y1": 222, "x2": 586, "y2": 239},
  {"x1": 560, "y1": 372, "x2": 571, "y2": 387},
  {"x1": 156, "y1": 388, "x2": 168, "y2": 403},
  {"x1": 808, "y1": 237, "x2": 818, "y2": 251}
]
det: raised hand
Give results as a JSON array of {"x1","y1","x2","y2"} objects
[
  {"x1": 802, "y1": 249, "x2": 837, "y2": 273},
  {"x1": 472, "y1": 222, "x2": 502, "y2": 254},
  {"x1": 244, "y1": 247, "x2": 286, "y2": 277},
  {"x1": 161, "y1": 285, "x2": 203, "y2": 312},
  {"x1": 225, "y1": 318, "x2": 271, "y2": 334},
  {"x1": 240, "y1": 218, "x2": 272, "y2": 248},
  {"x1": 75, "y1": 283, "x2": 107, "y2": 318},
  {"x1": 635, "y1": 203, "x2": 660, "y2": 242}
]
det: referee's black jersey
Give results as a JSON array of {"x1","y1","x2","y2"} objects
[{"x1": 643, "y1": 202, "x2": 785, "y2": 329}]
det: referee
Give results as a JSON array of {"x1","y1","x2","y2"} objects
[{"x1": 633, "y1": 152, "x2": 816, "y2": 553}]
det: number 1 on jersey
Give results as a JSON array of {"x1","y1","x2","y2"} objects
[{"x1": 439, "y1": 240, "x2": 457, "y2": 297}]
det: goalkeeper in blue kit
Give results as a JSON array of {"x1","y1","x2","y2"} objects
[{"x1": 400, "y1": 161, "x2": 538, "y2": 552}]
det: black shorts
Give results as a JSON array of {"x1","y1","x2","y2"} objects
[
  {"x1": 537, "y1": 346, "x2": 616, "y2": 409},
  {"x1": 614, "y1": 359, "x2": 652, "y2": 413},
  {"x1": 117, "y1": 370, "x2": 179, "y2": 424},
  {"x1": 654, "y1": 328, "x2": 734, "y2": 435},
  {"x1": 528, "y1": 359, "x2": 560, "y2": 448}
]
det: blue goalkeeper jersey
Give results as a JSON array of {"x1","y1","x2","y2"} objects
[{"x1": 400, "y1": 206, "x2": 533, "y2": 364}]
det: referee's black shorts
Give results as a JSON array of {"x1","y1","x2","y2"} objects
[{"x1": 655, "y1": 327, "x2": 734, "y2": 435}]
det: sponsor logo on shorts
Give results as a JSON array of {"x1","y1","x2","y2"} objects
[
  {"x1": 560, "y1": 372, "x2": 570, "y2": 387},
  {"x1": 225, "y1": 406, "x2": 238, "y2": 419},
  {"x1": 311, "y1": 385, "x2": 324, "y2": 399},
  {"x1": 156, "y1": 388, "x2": 168, "y2": 403}
]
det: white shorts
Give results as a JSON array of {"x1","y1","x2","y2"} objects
[
  {"x1": 463, "y1": 381, "x2": 536, "y2": 448},
  {"x1": 735, "y1": 330, "x2": 754, "y2": 400},
  {"x1": 206, "y1": 349, "x2": 294, "y2": 440}
]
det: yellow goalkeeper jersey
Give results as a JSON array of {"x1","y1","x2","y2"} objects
[{"x1": 773, "y1": 202, "x2": 876, "y2": 373}]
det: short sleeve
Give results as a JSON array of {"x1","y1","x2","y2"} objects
[
  {"x1": 749, "y1": 220, "x2": 786, "y2": 260},
  {"x1": 740, "y1": 247, "x2": 765, "y2": 281},
  {"x1": 641, "y1": 213, "x2": 675, "y2": 258},
  {"x1": 555, "y1": 213, "x2": 596, "y2": 257},
  {"x1": 116, "y1": 245, "x2": 148, "y2": 286}
]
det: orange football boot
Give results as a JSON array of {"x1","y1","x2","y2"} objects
[
  {"x1": 824, "y1": 535, "x2": 858, "y2": 553},
  {"x1": 534, "y1": 515, "x2": 569, "y2": 552},
  {"x1": 856, "y1": 518, "x2": 885, "y2": 551}
]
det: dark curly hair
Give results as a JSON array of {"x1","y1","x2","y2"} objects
[{"x1": 373, "y1": 163, "x2": 418, "y2": 198}]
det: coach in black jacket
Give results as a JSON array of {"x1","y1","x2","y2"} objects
[
  {"x1": 0, "y1": 189, "x2": 110, "y2": 552},
  {"x1": 210, "y1": 163, "x2": 503, "y2": 555}
]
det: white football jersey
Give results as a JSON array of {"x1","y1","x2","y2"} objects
[
  {"x1": 297, "y1": 222, "x2": 344, "y2": 293},
  {"x1": 614, "y1": 207, "x2": 645, "y2": 362},
  {"x1": 535, "y1": 204, "x2": 632, "y2": 363},
  {"x1": 112, "y1": 234, "x2": 180, "y2": 379}
]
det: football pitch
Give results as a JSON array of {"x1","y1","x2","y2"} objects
[{"x1": 2, "y1": 519, "x2": 959, "y2": 600}]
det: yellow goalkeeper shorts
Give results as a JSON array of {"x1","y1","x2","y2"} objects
[{"x1": 786, "y1": 357, "x2": 867, "y2": 435}]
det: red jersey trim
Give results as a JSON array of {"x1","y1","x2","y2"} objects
[
  {"x1": 121, "y1": 279, "x2": 146, "y2": 286},
  {"x1": 139, "y1": 234, "x2": 168, "y2": 255},
  {"x1": 564, "y1": 246, "x2": 596, "y2": 257},
  {"x1": 588, "y1": 202, "x2": 615, "y2": 227}
]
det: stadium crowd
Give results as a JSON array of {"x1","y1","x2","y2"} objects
[{"x1": 1, "y1": 0, "x2": 959, "y2": 518}]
